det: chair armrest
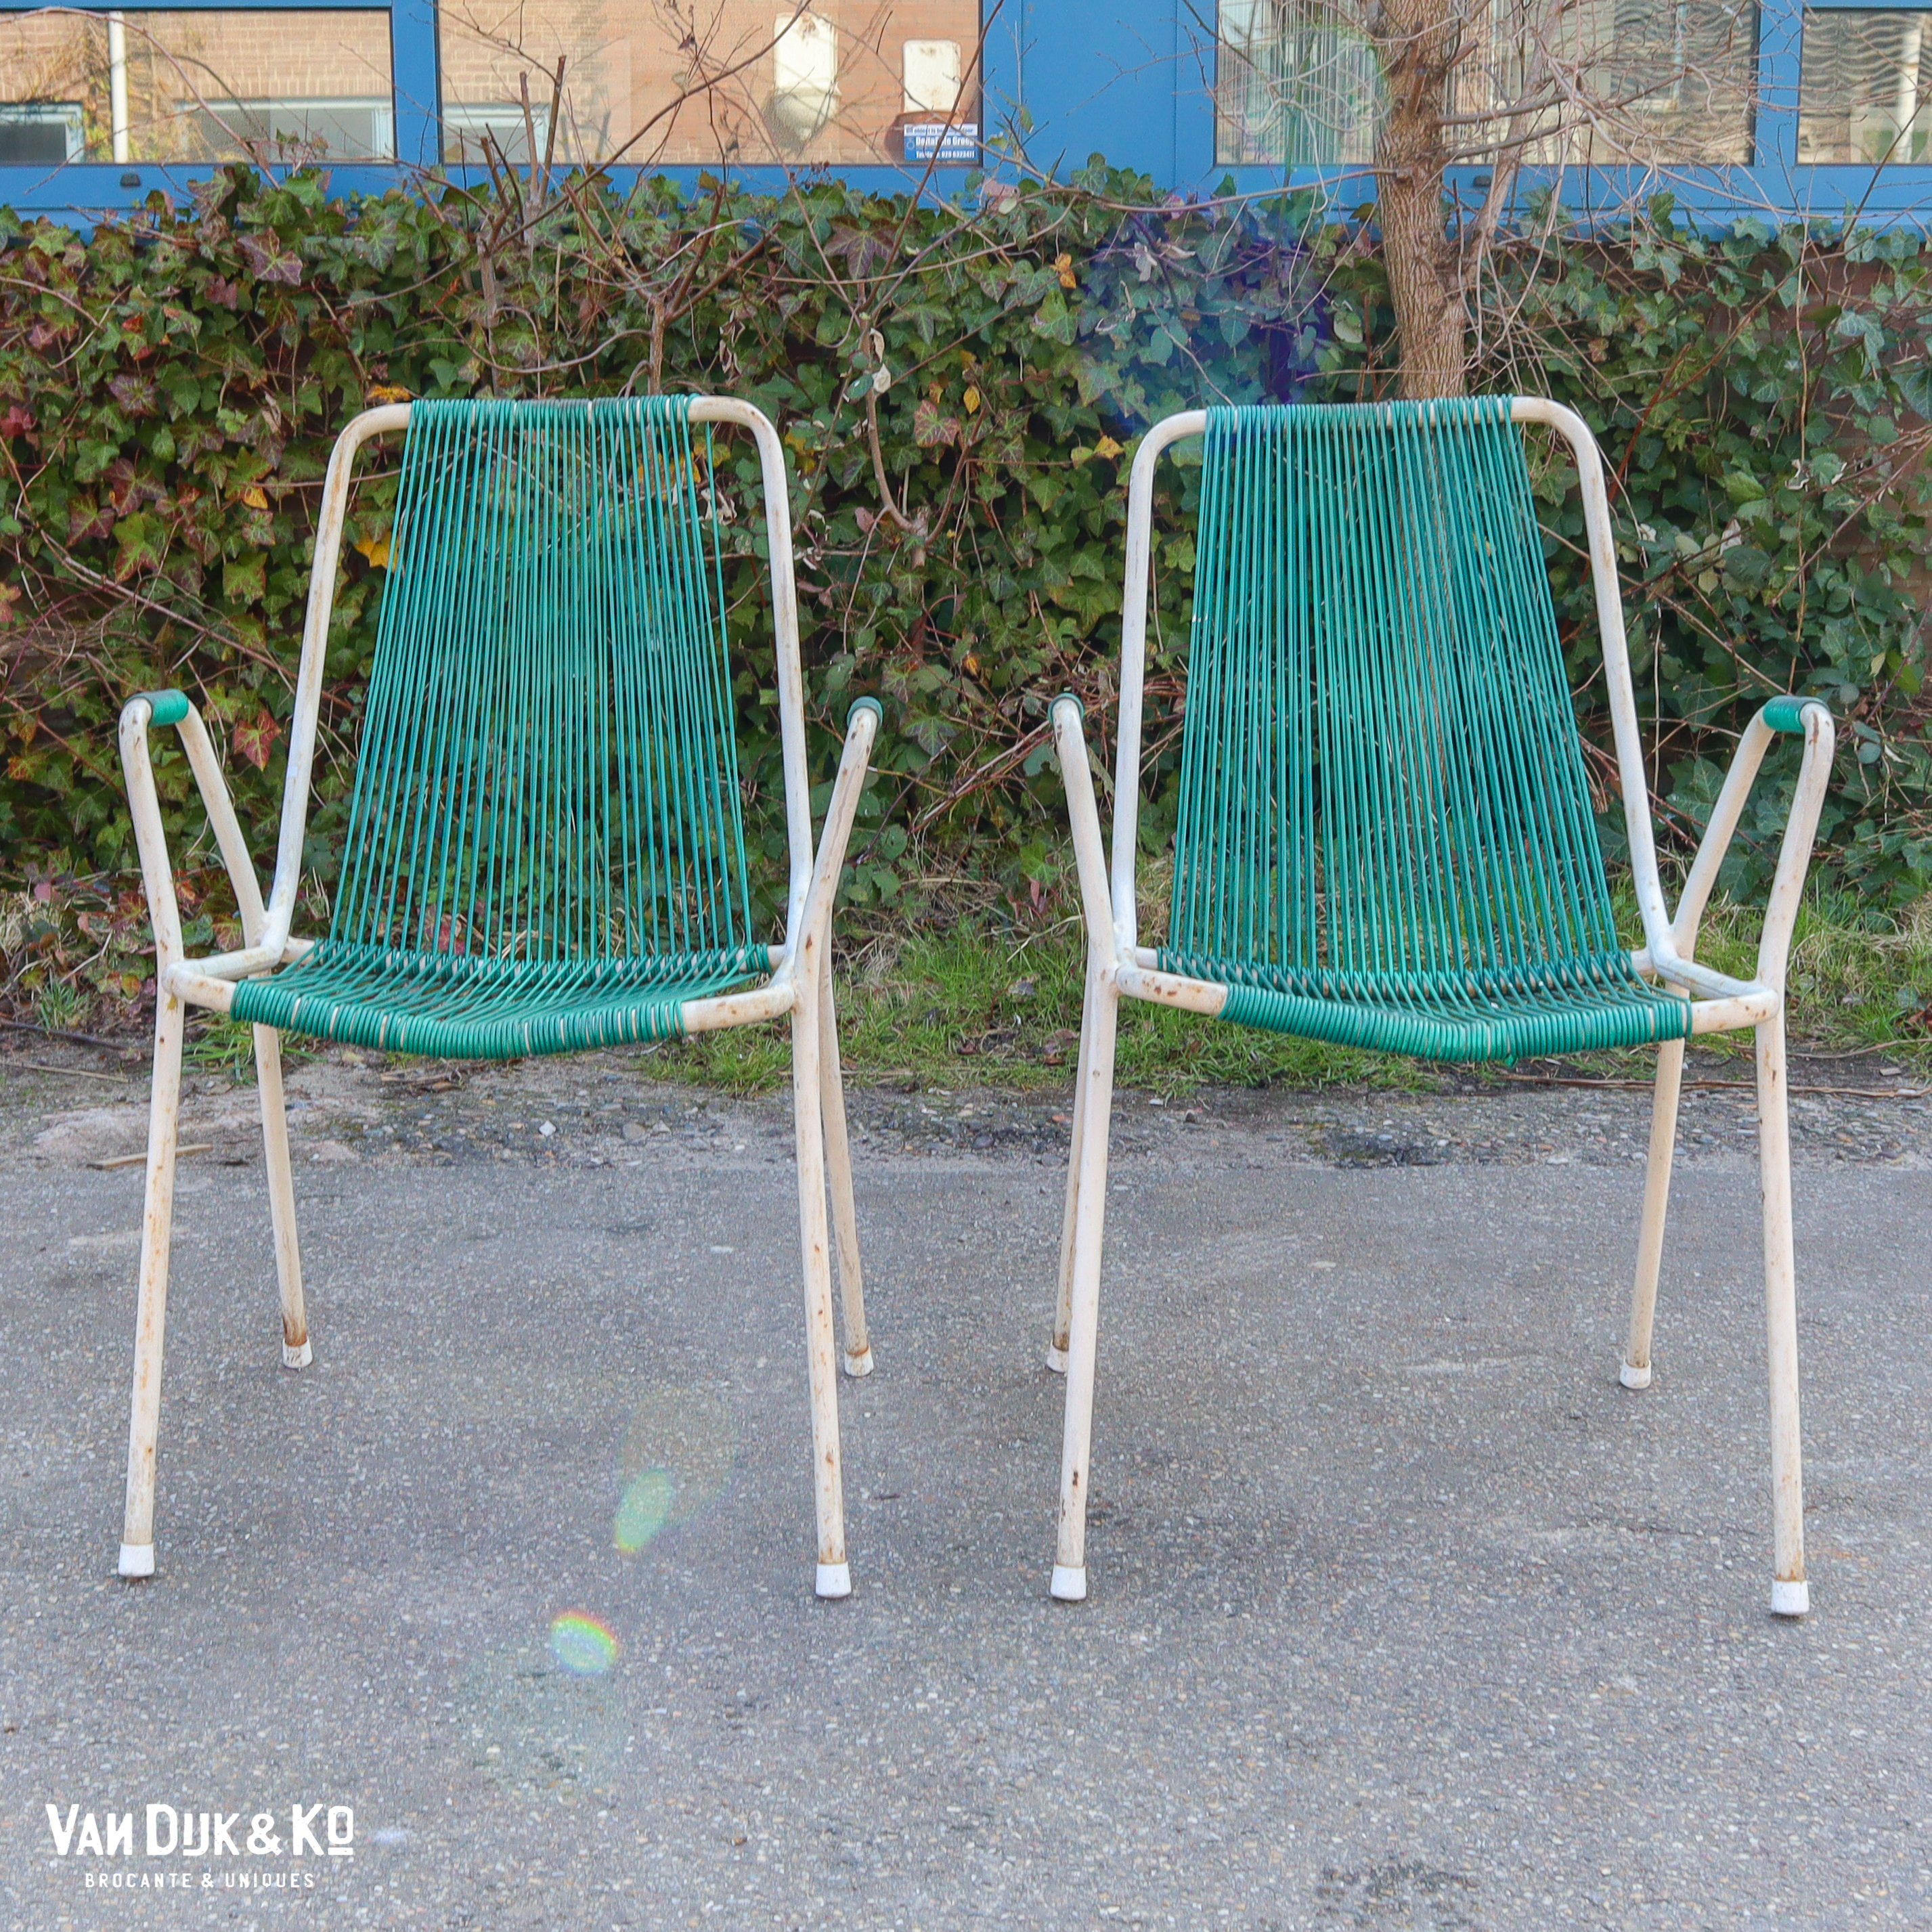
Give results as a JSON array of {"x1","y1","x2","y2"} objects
[
  {"x1": 1654, "y1": 697, "x2": 1834, "y2": 996},
  {"x1": 120, "y1": 690, "x2": 278, "y2": 980},
  {"x1": 1052, "y1": 695, "x2": 1119, "y2": 967},
  {"x1": 1755, "y1": 699, "x2": 1835, "y2": 993},
  {"x1": 119, "y1": 692, "x2": 194, "y2": 972},
  {"x1": 782, "y1": 699, "x2": 883, "y2": 984}
]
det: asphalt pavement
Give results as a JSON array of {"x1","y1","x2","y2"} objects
[{"x1": 1, "y1": 1051, "x2": 1927, "y2": 1929}]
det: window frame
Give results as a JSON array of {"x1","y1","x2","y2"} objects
[{"x1": 0, "y1": 0, "x2": 1001, "y2": 220}]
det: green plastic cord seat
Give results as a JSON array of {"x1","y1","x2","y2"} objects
[
  {"x1": 231, "y1": 397, "x2": 767, "y2": 1059},
  {"x1": 233, "y1": 941, "x2": 770, "y2": 1058},
  {"x1": 1158, "y1": 399, "x2": 1692, "y2": 1063}
]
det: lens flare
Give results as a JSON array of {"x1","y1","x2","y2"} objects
[
  {"x1": 611, "y1": 1388, "x2": 737, "y2": 1555},
  {"x1": 613, "y1": 1467, "x2": 675, "y2": 1553},
  {"x1": 548, "y1": 1611, "x2": 617, "y2": 1676}
]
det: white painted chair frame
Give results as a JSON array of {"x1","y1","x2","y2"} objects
[
  {"x1": 116, "y1": 398, "x2": 877, "y2": 1598},
  {"x1": 1045, "y1": 398, "x2": 1837, "y2": 1617}
]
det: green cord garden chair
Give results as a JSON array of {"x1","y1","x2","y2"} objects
[
  {"x1": 1044, "y1": 397, "x2": 1835, "y2": 1615},
  {"x1": 116, "y1": 395, "x2": 881, "y2": 1598}
]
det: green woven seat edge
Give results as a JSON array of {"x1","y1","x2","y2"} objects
[
  {"x1": 229, "y1": 943, "x2": 772, "y2": 1061},
  {"x1": 1214, "y1": 978, "x2": 1692, "y2": 1063},
  {"x1": 229, "y1": 981, "x2": 690, "y2": 1059},
  {"x1": 1157, "y1": 946, "x2": 1682, "y2": 1009}
]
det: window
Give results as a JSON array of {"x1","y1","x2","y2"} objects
[
  {"x1": 0, "y1": 9, "x2": 393, "y2": 164},
  {"x1": 1566, "y1": 0, "x2": 1758, "y2": 162},
  {"x1": 0, "y1": 99, "x2": 81, "y2": 162},
  {"x1": 436, "y1": 0, "x2": 982, "y2": 167},
  {"x1": 442, "y1": 97, "x2": 552, "y2": 167},
  {"x1": 1214, "y1": 0, "x2": 1755, "y2": 168},
  {"x1": 1215, "y1": 1, "x2": 1381, "y2": 166},
  {"x1": 197, "y1": 95, "x2": 394, "y2": 160},
  {"x1": 1799, "y1": 8, "x2": 1932, "y2": 160}
]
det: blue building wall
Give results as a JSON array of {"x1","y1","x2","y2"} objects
[{"x1": 2, "y1": 0, "x2": 1929, "y2": 226}]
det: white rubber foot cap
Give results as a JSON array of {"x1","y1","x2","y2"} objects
[
  {"x1": 1045, "y1": 1344, "x2": 1068, "y2": 1374},
  {"x1": 843, "y1": 1347, "x2": 874, "y2": 1379},
  {"x1": 816, "y1": 1562, "x2": 851, "y2": 1599},
  {"x1": 283, "y1": 1340, "x2": 313, "y2": 1370},
  {"x1": 1772, "y1": 1579, "x2": 1810, "y2": 1618},
  {"x1": 1050, "y1": 1564, "x2": 1087, "y2": 1602},
  {"x1": 1619, "y1": 1359, "x2": 1652, "y2": 1390},
  {"x1": 118, "y1": 1543, "x2": 154, "y2": 1579}
]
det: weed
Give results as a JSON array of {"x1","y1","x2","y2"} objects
[{"x1": 31, "y1": 977, "x2": 83, "y2": 1034}]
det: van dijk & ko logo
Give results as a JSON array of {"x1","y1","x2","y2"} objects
[{"x1": 43, "y1": 1801, "x2": 354, "y2": 1890}]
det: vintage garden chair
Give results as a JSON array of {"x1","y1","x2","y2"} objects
[
  {"x1": 116, "y1": 396, "x2": 881, "y2": 1598},
  {"x1": 1044, "y1": 397, "x2": 1835, "y2": 1615}
]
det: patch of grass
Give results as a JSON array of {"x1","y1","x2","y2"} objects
[
  {"x1": 654, "y1": 921, "x2": 1430, "y2": 1097},
  {"x1": 31, "y1": 976, "x2": 85, "y2": 1034},
  {"x1": 640, "y1": 885, "x2": 1932, "y2": 1096},
  {"x1": 185, "y1": 1013, "x2": 260, "y2": 1082},
  {"x1": 184, "y1": 1011, "x2": 320, "y2": 1083},
  {"x1": 148, "y1": 871, "x2": 1931, "y2": 1098},
  {"x1": 1719, "y1": 890, "x2": 1932, "y2": 1053}
]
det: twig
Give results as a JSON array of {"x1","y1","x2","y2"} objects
[
  {"x1": 540, "y1": 57, "x2": 565, "y2": 208},
  {"x1": 911, "y1": 720, "x2": 1052, "y2": 831},
  {"x1": 1496, "y1": 1073, "x2": 1929, "y2": 1099},
  {"x1": 866, "y1": 391, "x2": 912, "y2": 531},
  {"x1": 19, "y1": 1061, "x2": 131, "y2": 1082},
  {"x1": 91, "y1": 1144, "x2": 213, "y2": 1169},
  {"x1": 519, "y1": 74, "x2": 541, "y2": 263},
  {"x1": 0, "y1": 1018, "x2": 129, "y2": 1049}
]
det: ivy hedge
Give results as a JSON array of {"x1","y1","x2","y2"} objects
[{"x1": 3, "y1": 164, "x2": 1931, "y2": 1012}]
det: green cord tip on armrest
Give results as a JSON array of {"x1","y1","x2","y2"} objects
[
  {"x1": 1762, "y1": 695, "x2": 1826, "y2": 735},
  {"x1": 133, "y1": 689, "x2": 191, "y2": 728},
  {"x1": 1051, "y1": 691, "x2": 1084, "y2": 724},
  {"x1": 846, "y1": 695, "x2": 883, "y2": 730}
]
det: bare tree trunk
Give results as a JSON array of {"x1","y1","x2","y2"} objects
[{"x1": 1372, "y1": 0, "x2": 1468, "y2": 398}]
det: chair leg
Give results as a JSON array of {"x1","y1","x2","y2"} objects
[
  {"x1": 118, "y1": 993, "x2": 186, "y2": 1579},
  {"x1": 1047, "y1": 978, "x2": 1098, "y2": 1373},
  {"x1": 817, "y1": 959, "x2": 871, "y2": 1378},
  {"x1": 791, "y1": 979, "x2": 851, "y2": 1598},
  {"x1": 254, "y1": 1024, "x2": 311, "y2": 1369},
  {"x1": 1051, "y1": 968, "x2": 1119, "y2": 1602},
  {"x1": 1622, "y1": 1036, "x2": 1685, "y2": 1390},
  {"x1": 1757, "y1": 1013, "x2": 1809, "y2": 1617}
]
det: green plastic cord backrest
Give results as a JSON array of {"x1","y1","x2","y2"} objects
[
  {"x1": 1168, "y1": 399, "x2": 1624, "y2": 994},
  {"x1": 331, "y1": 397, "x2": 755, "y2": 963}
]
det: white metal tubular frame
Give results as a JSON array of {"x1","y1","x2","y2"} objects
[
  {"x1": 115, "y1": 397, "x2": 878, "y2": 1599},
  {"x1": 1045, "y1": 397, "x2": 1837, "y2": 1617}
]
